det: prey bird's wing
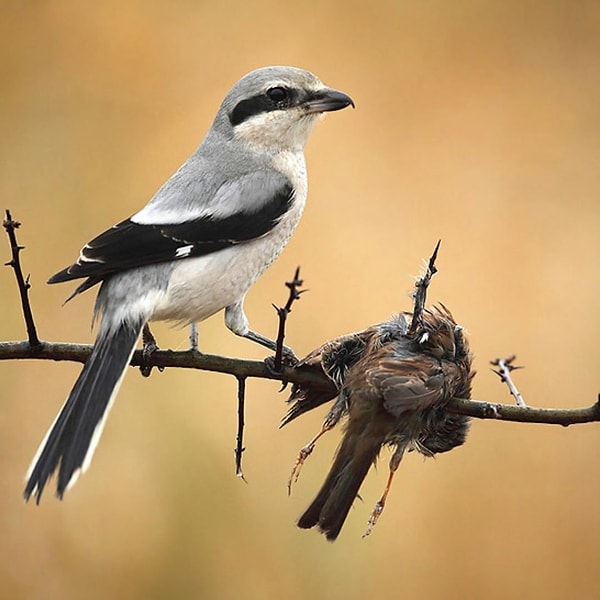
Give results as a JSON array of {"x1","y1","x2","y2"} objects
[
  {"x1": 48, "y1": 172, "x2": 294, "y2": 296},
  {"x1": 365, "y1": 353, "x2": 449, "y2": 417},
  {"x1": 281, "y1": 331, "x2": 372, "y2": 427}
]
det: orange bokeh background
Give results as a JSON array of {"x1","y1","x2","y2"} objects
[{"x1": 1, "y1": 2, "x2": 599, "y2": 598}]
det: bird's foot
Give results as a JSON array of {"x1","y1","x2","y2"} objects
[
  {"x1": 287, "y1": 441, "x2": 316, "y2": 495},
  {"x1": 140, "y1": 324, "x2": 164, "y2": 378},
  {"x1": 363, "y1": 500, "x2": 385, "y2": 538}
]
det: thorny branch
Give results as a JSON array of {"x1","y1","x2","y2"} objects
[
  {"x1": 3, "y1": 210, "x2": 40, "y2": 346},
  {"x1": 408, "y1": 239, "x2": 440, "y2": 336},
  {"x1": 491, "y1": 355, "x2": 526, "y2": 407},
  {"x1": 1, "y1": 212, "x2": 599, "y2": 427},
  {"x1": 235, "y1": 376, "x2": 248, "y2": 482},
  {"x1": 272, "y1": 266, "x2": 305, "y2": 371},
  {"x1": 447, "y1": 396, "x2": 600, "y2": 426}
]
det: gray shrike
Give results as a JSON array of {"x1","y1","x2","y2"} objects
[{"x1": 24, "y1": 65, "x2": 354, "y2": 503}]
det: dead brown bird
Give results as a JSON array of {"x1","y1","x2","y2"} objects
[{"x1": 285, "y1": 305, "x2": 473, "y2": 541}]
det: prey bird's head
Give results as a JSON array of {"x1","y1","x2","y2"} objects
[{"x1": 213, "y1": 66, "x2": 354, "y2": 152}]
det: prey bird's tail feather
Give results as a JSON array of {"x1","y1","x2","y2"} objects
[
  {"x1": 297, "y1": 429, "x2": 380, "y2": 541},
  {"x1": 24, "y1": 318, "x2": 144, "y2": 503}
]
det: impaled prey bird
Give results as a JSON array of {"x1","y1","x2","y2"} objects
[
  {"x1": 284, "y1": 306, "x2": 473, "y2": 540},
  {"x1": 24, "y1": 66, "x2": 354, "y2": 503}
]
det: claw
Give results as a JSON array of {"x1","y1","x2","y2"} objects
[
  {"x1": 287, "y1": 420, "x2": 336, "y2": 495},
  {"x1": 288, "y1": 441, "x2": 317, "y2": 495},
  {"x1": 140, "y1": 324, "x2": 162, "y2": 378}
]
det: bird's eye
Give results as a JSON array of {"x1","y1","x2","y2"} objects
[{"x1": 266, "y1": 86, "x2": 288, "y2": 104}]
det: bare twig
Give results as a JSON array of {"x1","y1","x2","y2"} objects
[
  {"x1": 272, "y1": 266, "x2": 305, "y2": 371},
  {"x1": 3, "y1": 210, "x2": 40, "y2": 346},
  {"x1": 408, "y1": 240, "x2": 441, "y2": 336},
  {"x1": 446, "y1": 395, "x2": 600, "y2": 426},
  {"x1": 234, "y1": 376, "x2": 248, "y2": 481},
  {"x1": 491, "y1": 355, "x2": 526, "y2": 407}
]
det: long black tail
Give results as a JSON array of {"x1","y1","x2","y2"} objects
[
  {"x1": 24, "y1": 318, "x2": 144, "y2": 503},
  {"x1": 297, "y1": 430, "x2": 380, "y2": 541}
]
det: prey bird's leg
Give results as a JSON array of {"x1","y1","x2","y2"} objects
[
  {"x1": 363, "y1": 443, "x2": 407, "y2": 538},
  {"x1": 288, "y1": 422, "x2": 334, "y2": 496},
  {"x1": 288, "y1": 394, "x2": 348, "y2": 494}
]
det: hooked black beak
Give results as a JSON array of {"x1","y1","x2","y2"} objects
[{"x1": 304, "y1": 88, "x2": 355, "y2": 113}]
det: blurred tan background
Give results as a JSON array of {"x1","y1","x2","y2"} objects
[{"x1": 1, "y1": 1, "x2": 599, "y2": 598}]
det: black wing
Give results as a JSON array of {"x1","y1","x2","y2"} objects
[{"x1": 49, "y1": 182, "x2": 294, "y2": 296}]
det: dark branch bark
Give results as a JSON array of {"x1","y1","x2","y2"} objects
[
  {"x1": 447, "y1": 396, "x2": 600, "y2": 426},
  {"x1": 1, "y1": 339, "x2": 598, "y2": 426},
  {"x1": 3, "y1": 210, "x2": 40, "y2": 346},
  {"x1": 408, "y1": 239, "x2": 440, "y2": 336},
  {"x1": 0, "y1": 340, "x2": 324, "y2": 384},
  {"x1": 272, "y1": 266, "x2": 304, "y2": 371},
  {"x1": 235, "y1": 376, "x2": 248, "y2": 481}
]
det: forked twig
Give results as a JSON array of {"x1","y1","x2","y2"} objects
[
  {"x1": 272, "y1": 267, "x2": 305, "y2": 371},
  {"x1": 408, "y1": 240, "x2": 441, "y2": 336},
  {"x1": 491, "y1": 355, "x2": 526, "y2": 407},
  {"x1": 3, "y1": 210, "x2": 40, "y2": 346}
]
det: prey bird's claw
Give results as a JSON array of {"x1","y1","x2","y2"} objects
[
  {"x1": 287, "y1": 442, "x2": 316, "y2": 495},
  {"x1": 362, "y1": 500, "x2": 385, "y2": 538}
]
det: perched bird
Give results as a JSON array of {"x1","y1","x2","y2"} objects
[
  {"x1": 24, "y1": 66, "x2": 354, "y2": 503},
  {"x1": 286, "y1": 306, "x2": 473, "y2": 540}
]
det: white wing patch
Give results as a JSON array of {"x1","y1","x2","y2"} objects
[
  {"x1": 175, "y1": 244, "x2": 194, "y2": 258},
  {"x1": 79, "y1": 245, "x2": 104, "y2": 263}
]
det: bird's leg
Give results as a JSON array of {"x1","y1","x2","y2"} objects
[
  {"x1": 288, "y1": 422, "x2": 334, "y2": 495},
  {"x1": 140, "y1": 323, "x2": 164, "y2": 377},
  {"x1": 244, "y1": 329, "x2": 298, "y2": 364},
  {"x1": 288, "y1": 395, "x2": 348, "y2": 494},
  {"x1": 363, "y1": 443, "x2": 406, "y2": 538},
  {"x1": 189, "y1": 322, "x2": 199, "y2": 351},
  {"x1": 225, "y1": 302, "x2": 298, "y2": 367}
]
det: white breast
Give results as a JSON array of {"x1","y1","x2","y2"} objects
[{"x1": 150, "y1": 151, "x2": 308, "y2": 326}]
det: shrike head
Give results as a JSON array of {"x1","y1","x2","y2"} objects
[{"x1": 213, "y1": 66, "x2": 354, "y2": 151}]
